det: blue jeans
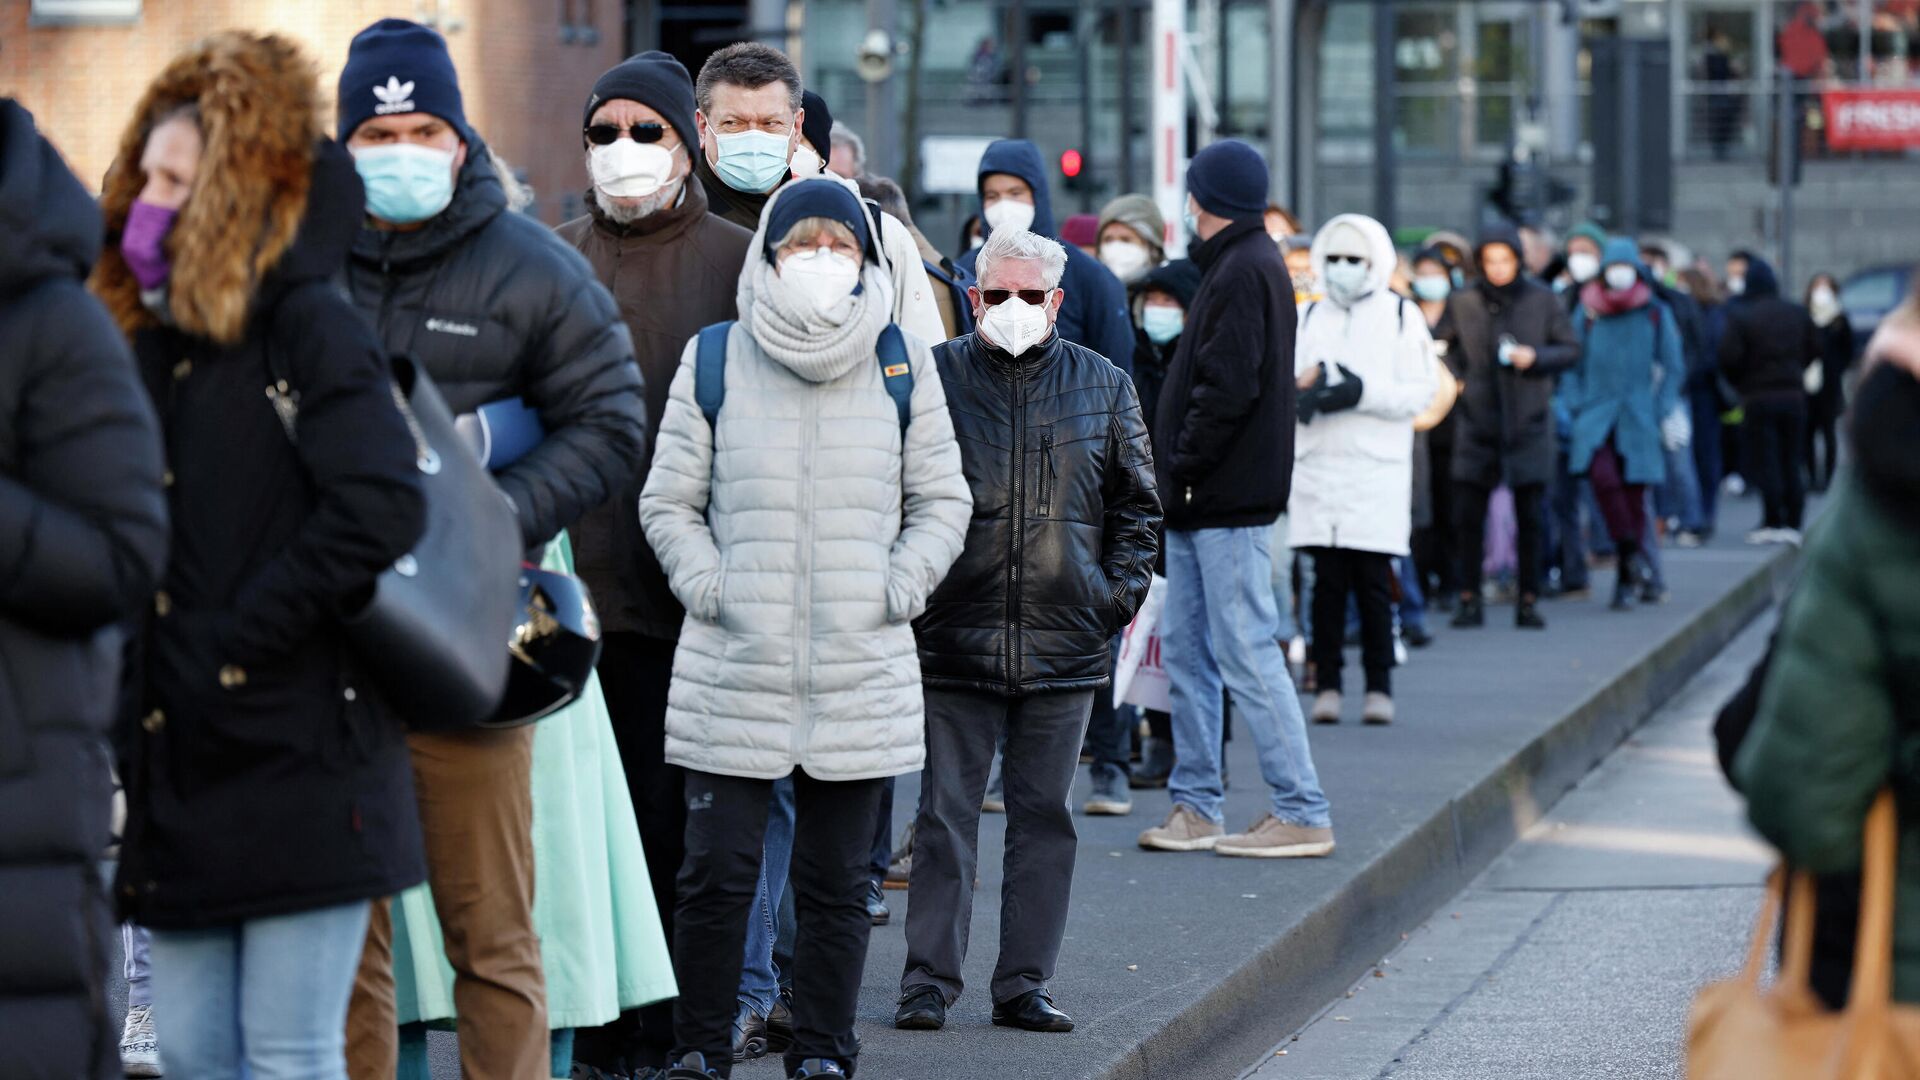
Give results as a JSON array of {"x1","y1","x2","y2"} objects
[
  {"x1": 1083, "y1": 636, "x2": 1131, "y2": 784},
  {"x1": 1396, "y1": 555, "x2": 1427, "y2": 635},
  {"x1": 123, "y1": 922, "x2": 153, "y2": 1008},
  {"x1": 739, "y1": 775, "x2": 797, "y2": 1015},
  {"x1": 1269, "y1": 513, "x2": 1298, "y2": 642},
  {"x1": 1163, "y1": 526, "x2": 1331, "y2": 829},
  {"x1": 1656, "y1": 442, "x2": 1705, "y2": 533},
  {"x1": 1690, "y1": 385, "x2": 1725, "y2": 530},
  {"x1": 147, "y1": 900, "x2": 371, "y2": 1080}
]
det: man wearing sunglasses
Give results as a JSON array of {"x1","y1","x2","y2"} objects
[
  {"x1": 896, "y1": 227, "x2": 1160, "y2": 1036},
  {"x1": 1140, "y1": 139, "x2": 1336, "y2": 860},
  {"x1": 558, "y1": 50, "x2": 755, "y2": 1075}
]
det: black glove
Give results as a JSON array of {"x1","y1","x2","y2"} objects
[
  {"x1": 1296, "y1": 362, "x2": 1327, "y2": 425},
  {"x1": 1316, "y1": 363, "x2": 1365, "y2": 414}
]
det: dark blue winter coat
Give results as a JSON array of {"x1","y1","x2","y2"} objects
[{"x1": 956, "y1": 139, "x2": 1136, "y2": 376}]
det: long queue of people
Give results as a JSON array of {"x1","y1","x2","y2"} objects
[{"x1": 0, "y1": 17, "x2": 1882, "y2": 1080}]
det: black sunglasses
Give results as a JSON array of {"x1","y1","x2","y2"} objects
[
  {"x1": 585, "y1": 122, "x2": 671, "y2": 146},
  {"x1": 1325, "y1": 254, "x2": 1367, "y2": 266},
  {"x1": 980, "y1": 288, "x2": 1052, "y2": 307}
]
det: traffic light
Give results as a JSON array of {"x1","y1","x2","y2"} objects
[{"x1": 1060, "y1": 148, "x2": 1086, "y2": 192}]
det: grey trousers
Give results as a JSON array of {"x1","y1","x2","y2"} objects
[{"x1": 901, "y1": 686, "x2": 1095, "y2": 1006}]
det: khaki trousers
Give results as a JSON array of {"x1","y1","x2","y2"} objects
[{"x1": 346, "y1": 726, "x2": 546, "y2": 1080}]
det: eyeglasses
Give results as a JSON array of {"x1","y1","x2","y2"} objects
[
  {"x1": 1325, "y1": 254, "x2": 1367, "y2": 266},
  {"x1": 585, "y1": 122, "x2": 671, "y2": 146},
  {"x1": 980, "y1": 288, "x2": 1052, "y2": 306}
]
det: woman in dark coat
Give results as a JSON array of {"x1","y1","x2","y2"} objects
[
  {"x1": 1803, "y1": 272, "x2": 1853, "y2": 491},
  {"x1": 90, "y1": 33, "x2": 427, "y2": 1078},
  {"x1": 0, "y1": 98, "x2": 170, "y2": 1080},
  {"x1": 1437, "y1": 227, "x2": 1581, "y2": 630}
]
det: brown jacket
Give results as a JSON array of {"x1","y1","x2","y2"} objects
[{"x1": 556, "y1": 181, "x2": 752, "y2": 638}]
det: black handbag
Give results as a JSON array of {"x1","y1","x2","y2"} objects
[{"x1": 265, "y1": 351, "x2": 523, "y2": 729}]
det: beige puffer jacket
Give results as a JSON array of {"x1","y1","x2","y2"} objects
[{"x1": 639, "y1": 186, "x2": 971, "y2": 781}]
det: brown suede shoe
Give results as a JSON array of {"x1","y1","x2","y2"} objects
[
  {"x1": 1137, "y1": 803, "x2": 1225, "y2": 851},
  {"x1": 1214, "y1": 814, "x2": 1335, "y2": 858}
]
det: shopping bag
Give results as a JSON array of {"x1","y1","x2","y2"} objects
[{"x1": 1115, "y1": 574, "x2": 1169, "y2": 711}]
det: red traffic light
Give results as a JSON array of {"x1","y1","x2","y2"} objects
[{"x1": 1060, "y1": 148, "x2": 1083, "y2": 179}]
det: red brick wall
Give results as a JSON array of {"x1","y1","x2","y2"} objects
[{"x1": 0, "y1": 0, "x2": 624, "y2": 222}]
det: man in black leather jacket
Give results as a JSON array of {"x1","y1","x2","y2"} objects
[
  {"x1": 895, "y1": 227, "x2": 1159, "y2": 1037},
  {"x1": 334, "y1": 21, "x2": 644, "y2": 1078}
]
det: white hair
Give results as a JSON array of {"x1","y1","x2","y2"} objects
[{"x1": 976, "y1": 228, "x2": 1067, "y2": 290}]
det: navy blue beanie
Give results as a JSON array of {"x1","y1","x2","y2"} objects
[
  {"x1": 1186, "y1": 140, "x2": 1268, "y2": 221},
  {"x1": 337, "y1": 19, "x2": 469, "y2": 141},
  {"x1": 585, "y1": 52, "x2": 700, "y2": 153},
  {"x1": 801, "y1": 90, "x2": 834, "y2": 168},
  {"x1": 763, "y1": 179, "x2": 870, "y2": 264}
]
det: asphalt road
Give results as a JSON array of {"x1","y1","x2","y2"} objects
[{"x1": 1242, "y1": 616, "x2": 1774, "y2": 1080}]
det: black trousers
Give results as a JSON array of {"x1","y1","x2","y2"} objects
[
  {"x1": 575, "y1": 632, "x2": 685, "y2": 1070},
  {"x1": 1806, "y1": 400, "x2": 1841, "y2": 490},
  {"x1": 675, "y1": 768, "x2": 885, "y2": 1077},
  {"x1": 1302, "y1": 546, "x2": 1395, "y2": 696},
  {"x1": 1745, "y1": 397, "x2": 1808, "y2": 529},
  {"x1": 1454, "y1": 481, "x2": 1546, "y2": 601}
]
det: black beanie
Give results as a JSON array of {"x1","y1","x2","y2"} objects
[
  {"x1": 584, "y1": 51, "x2": 700, "y2": 152},
  {"x1": 801, "y1": 90, "x2": 833, "y2": 168},
  {"x1": 338, "y1": 19, "x2": 469, "y2": 141},
  {"x1": 763, "y1": 179, "x2": 870, "y2": 264},
  {"x1": 1186, "y1": 139, "x2": 1268, "y2": 220}
]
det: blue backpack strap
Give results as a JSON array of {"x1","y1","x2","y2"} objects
[
  {"x1": 695, "y1": 321, "x2": 734, "y2": 427},
  {"x1": 876, "y1": 324, "x2": 913, "y2": 432}
]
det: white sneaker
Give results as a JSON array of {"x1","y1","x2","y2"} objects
[
  {"x1": 1392, "y1": 634, "x2": 1409, "y2": 667},
  {"x1": 1311, "y1": 690, "x2": 1342, "y2": 725},
  {"x1": 1774, "y1": 527, "x2": 1803, "y2": 548},
  {"x1": 120, "y1": 1003, "x2": 162, "y2": 1077},
  {"x1": 1745, "y1": 528, "x2": 1778, "y2": 546},
  {"x1": 1725, "y1": 475, "x2": 1748, "y2": 496}
]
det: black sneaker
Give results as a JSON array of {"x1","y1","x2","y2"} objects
[
  {"x1": 1515, "y1": 600, "x2": 1546, "y2": 630},
  {"x1": 732, "y1": 1003, "x2": 769, "y2": 1062},
  {"x1": 766, "y1": 988, "x2": 794, "y2": 1054},
  {"x1": 667, "y1": 1051, "x2": 724, "y2": 1079},
  {"x1": 1403, "y1": 625, "x2": 1435, "y2": 648},
  {"x1": 1451, "y1": 595, "x2": 1484, "y2": 628},
  {"x1": 790, "y1": 1059, "x2": 846, "y2": 1078},
  {"x1": 895, "y1": 987, "x2": 947, "y2": 1030}
]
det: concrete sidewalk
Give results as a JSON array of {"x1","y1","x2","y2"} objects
[{"x1": 734, "y1": 495, "x2": 1801, "y2": 1080}]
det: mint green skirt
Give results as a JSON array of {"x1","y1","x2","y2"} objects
[{"x1": 388, "y1": 537, "x2": 676, "y2": 1029}]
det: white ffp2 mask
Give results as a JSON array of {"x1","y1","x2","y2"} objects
[
  {"x1": 978, "y1": 295, "x2": 1052, "y2": 356},
  {"x1": 780, "y1": 248, "x2": 862, "y2": 315},
  {"x1": 983, "y1": 198, "x2": 1036, "y2": 235},
  {"x1": 591, "y1": 139, "x2": 678, "y2": 199}
]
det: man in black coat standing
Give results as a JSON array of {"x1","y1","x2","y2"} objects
[
  {"x1": 335, "y1": 21, "x2": 645, "y2": 1079},
  {"x1": 895, "y1": 227, "x2": 1159, "y2": 1035},
  {"x1": 0, "y1": 98, "x2": 169, "y2": 1080},
  {"x1": 1137, "y1": 140, "x2": 1334, "y2": 859},
  {"x1": 1720, "y1": 251, "x2": 1820, "y2": 544}
]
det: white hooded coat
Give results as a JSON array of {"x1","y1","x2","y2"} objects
[
  {"x1": 1288, "y1": 213, "x2": 1438, "y2": 557},
  {"x1": 639, "y1": 184, "x2": 973, "y2": 781}
]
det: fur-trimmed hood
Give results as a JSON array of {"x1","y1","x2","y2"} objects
[{"x1": 90, "y1": 31, "x2": 324, "y2": 345}]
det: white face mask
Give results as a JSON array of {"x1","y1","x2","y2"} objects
[
  {"x1": 789, "y1": 144, "x2": 824, "y2": 179},
  {"x1": 968, "y1": 234, "x2": 985, "y2": 250},
  {"x1": 1811, "y1": 286, "x2": 1842, "y2": 324},
  {"x1": 1604, "y1": 264, "x2": 1640, "y2": 292},
  {"x1": 977, "y1": 295, "x2": 1053, "y2": 356},
  {"x1": 1567, "y1": 252, "x2": 1601, "y2": 284},
  {"x1": 590, "y1": 139, "x2": 679, "y2": 199},
  {"x1": 1100, "y1": 240, "x2": 1152, "y2": 281},
  {"x1": 1323, "y1": 259, "x2": 1369, "y2": 304},
  {"x1": 983, "y1": 198, "x2": 1036, "y2": 235},
  {"x1": 1727, "y1": 275, "x2": 1746, "y2": 296},
  {"x1": 779, "y1": 247, "x2": 862, "y2": 315}
]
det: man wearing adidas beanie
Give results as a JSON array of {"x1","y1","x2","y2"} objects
[
  {"x1": 1138, "y1": 139, "x2": 1335, "y2": 860},
  {"x1": 336, "y1": 19, "x2": 645, "y2": 1080}
]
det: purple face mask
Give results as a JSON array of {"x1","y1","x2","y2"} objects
[{"x1": 120, "y1": 200, "x2": 178, "y2": 291}]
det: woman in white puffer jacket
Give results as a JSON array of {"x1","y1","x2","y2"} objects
[
  {"x1": 640, "y1": 178, "x2": 970, "y2": 1078},
  {"x1": 1289, "y1": 213, "x2": 1437, "y2": 727}
]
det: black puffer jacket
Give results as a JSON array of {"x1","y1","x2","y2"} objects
[
  {"x1": 346, "y1": 140, "x2": 644, "y2": 547},
  {"x1": 1720, "y1": 254, "x2": 1820, "y2": 406},
  {"x1": 1440, "y1": 275, "x2": 1581, "y2": 490},
  {"x1": 117, "y1": 142, "x2": 429, "y2": 930},
  {"x1": 915, "y1": 332, "x2": 1160, "y2": 695},
  {"x1": 0, "y1": 98, "x2": 168, "y2": 1080},
  {"x1": 1153, "y1": 219, "x2": 1298, "y2": 529}
]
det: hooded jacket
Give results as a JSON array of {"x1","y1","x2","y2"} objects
[
  {"x1": 0, "y1": 98, "x2": 168, "y2": 1080},
  {"x1": 1127, "y1": 258, "x2": 1201, "y2": 428},
  {"x1": 1719, "y1": 253, "x2": 1821, "y2": 405},
  {"x1": 89, "y1": 33, "x2": 428, "y2": 930},
  {"x1": 639, "y1": 182, "x2": 971, "y2": 781},
  {"x1": 344, "y1": 134, "x2": 645, "y2": 548},
  {"x1": 557, "y1": 181, "x2": 754, "y2": 640},
  {"x1": 1438, "y1": 225, "x2": 1582, "y2": 490},
  {"x1": 1563, "y1": 238, "x2": 1687, "y2": 485},
  {"x1": 1288, "y1": 214, "x2": 1438, "y2": 556},
  {"x1": 1153, "y1": 218, "x2": 1299, "y2": 530},
  {"x1": 701, "y1": 155, "x2": 947, "y2": 346},
  {"x1": 956, "y1": 140, "x2": 1136, "y2": 374},
  {"x1": 913, "y1": 330, "x2": 1161, "y2": 696}
]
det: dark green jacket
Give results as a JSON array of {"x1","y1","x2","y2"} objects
[{"x1": 1736, "y1": 473, "x2": 1920, "y2": 1001}]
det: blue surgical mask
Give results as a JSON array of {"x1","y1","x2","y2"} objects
[
  {"x1": 352, "y1": 142, "x2": 458, "y2": 225},
  {"x1": 1412, "y1": 275, "x2": 1452, "y2": 303},
  {"x1": 1182, "y1": 204, "x2": 1199, "y2": 238},
  {"x1": 712, "y1": 129, "x2": 793, "y2": 194},
  {"x1": 1141, "y1": 305, "x2": 1185, "y2": 345}
]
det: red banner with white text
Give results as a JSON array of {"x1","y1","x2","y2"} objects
[{"x1": 1823, "y1": 88, "x2": 1920, "y2": 151}]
